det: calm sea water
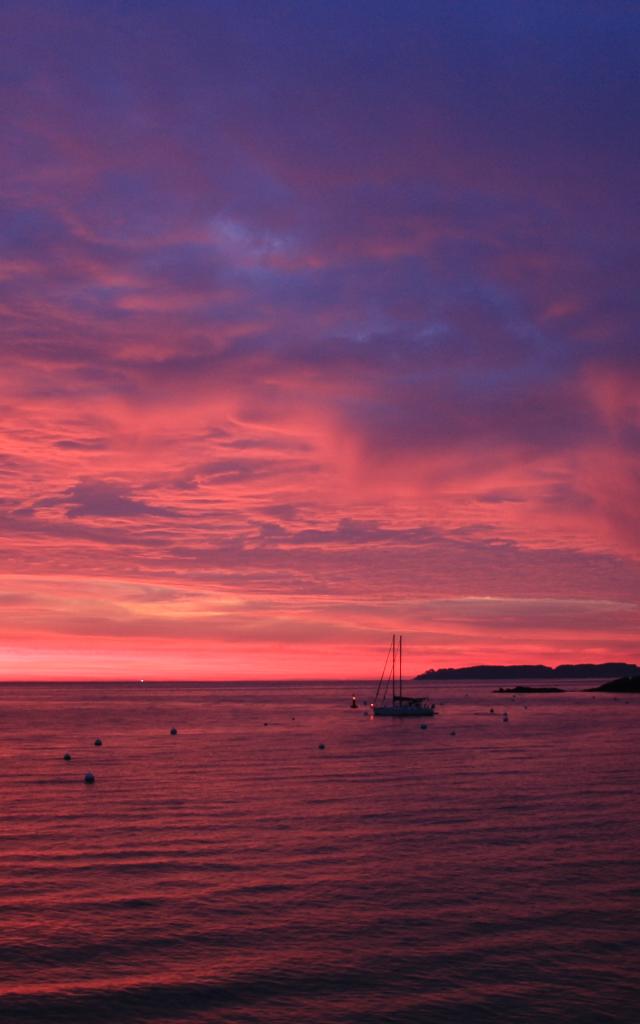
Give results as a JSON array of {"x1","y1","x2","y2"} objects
[{"x1": 0, "y1": 679, "x2": 638, "y2": 1023}]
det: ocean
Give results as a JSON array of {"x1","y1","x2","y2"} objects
[{"x1": 0, "y1": 679, "x2": 638, "y2": 1023}]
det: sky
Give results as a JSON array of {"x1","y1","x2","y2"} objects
[{"x1": 1, "y1": 1, "x2": 639, "y2": 680}]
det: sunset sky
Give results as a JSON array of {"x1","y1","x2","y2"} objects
[{"x1": 2, "y1": 2, "x2": 639, "y2": 679}]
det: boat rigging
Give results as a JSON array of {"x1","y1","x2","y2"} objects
[{"x1": 371, "y1": 634, "x2": 435, "y2": 717}]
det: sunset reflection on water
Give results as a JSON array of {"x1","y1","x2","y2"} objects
[{"x1": 0, "y1": 679, "x2": 637, "y2": 1022}]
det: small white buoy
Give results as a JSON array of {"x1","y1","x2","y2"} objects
[
  {"x1": 94, "y1": 738, "x2": 102, "y2": 747},
  {"x1": 84, "y1": 772, "x2": 95, "y2": 785}
]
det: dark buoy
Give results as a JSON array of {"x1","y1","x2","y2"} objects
[
  {"x1": 489, "y1": 708, "x2": 494, "y2": 714},
  {"x1": 450, "y1": 730, "x2": 456, "y2": 736},
  {"x1": 84, "y1": 772, "x2": 95, "y2": 784},
  {"x1": 94, "y1": 738, "x2": 102, "y2": 746},
  {"x1": 420, "y1": 723, "x2": 427, "y2": 730},
  {"x1": 318, "y1": 743, "x2": 325, "y2": 750},
  {"x1": 170, "y1": 727, "x2": 178, "y2": 735},
  {"x1": 63, "y1": 753, "x2": 72, "y2": 761}
]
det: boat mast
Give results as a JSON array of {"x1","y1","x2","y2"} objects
[
  {"x1": 392, "y1": 633, "x2": 396, "y2": 701},
  {"x1": 399, "y1": 634, "x2": 403, "y2": 701},
  {"x1": 373, "y1": 635, "x2": 394, "y2": 706}
]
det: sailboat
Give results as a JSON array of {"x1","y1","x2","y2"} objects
[{"x1": 371, "y1": 634, "x2": 435, "y2": 717}]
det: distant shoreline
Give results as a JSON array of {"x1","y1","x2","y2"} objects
[
  {"x1": 415, "y1": 662, "x2": 639, "y2": 680},
  {"x1": 494, "y1": 677, "x2": 640, "y2": 694}
]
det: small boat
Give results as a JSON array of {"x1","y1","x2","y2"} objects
[{"x1": 371, "y1": 634, "x2": 435, "y2": 717}]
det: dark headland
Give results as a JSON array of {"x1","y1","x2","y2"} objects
[
  {"x1": 494, "y1": 678, "x2": 640, "y2": 693},
  {"x1": 414, "y1": 663, "x2": 639, "y2": 681},
  {"x1": 415, "y1": 664, "x2": 640, "y2": 695},
  {"x1": 585, "y1": 676, "x2": 640, "y2": 693}
]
